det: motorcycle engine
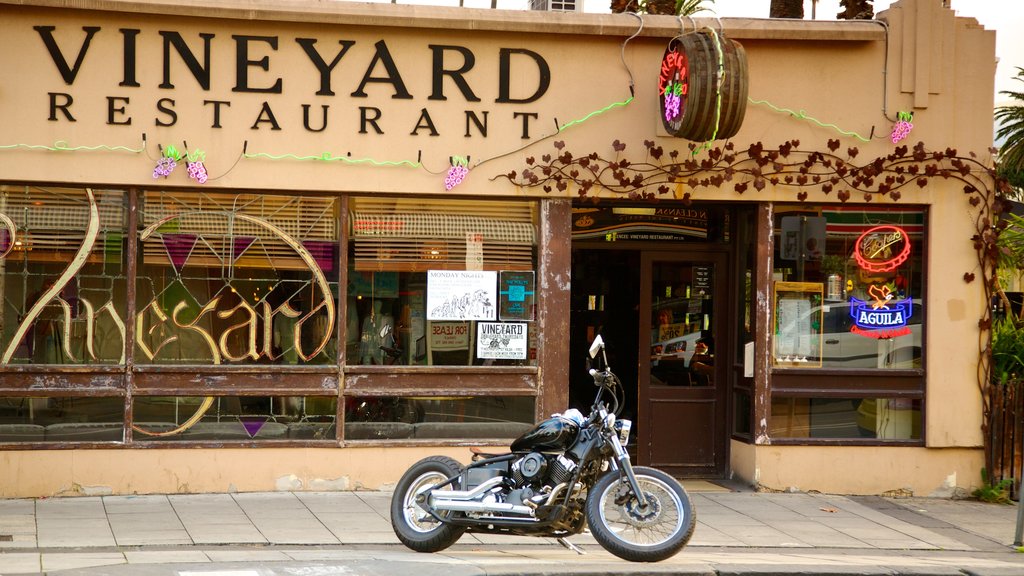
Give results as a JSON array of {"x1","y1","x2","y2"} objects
[{"x1": 511, "y1": 452, "x2": 577, "y2": 489}]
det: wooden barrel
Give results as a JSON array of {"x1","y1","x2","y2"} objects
[{"x1": 659, "y1": 30, "x2": 748, "y2": 141}]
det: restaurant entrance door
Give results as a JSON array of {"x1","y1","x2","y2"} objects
[
  {"x1": 639, "y1": 251, "x2": 728, "y2": 477},
  {"x1": 569, "y1": 247, "x2": 729, "y2": 477}
]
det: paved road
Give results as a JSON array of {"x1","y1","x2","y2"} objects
[{"x1": 1, "y1": 486, "x2": 1022, "y2": 575}]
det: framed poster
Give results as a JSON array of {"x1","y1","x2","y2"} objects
[
  {"x1": 477, "y1": 322, "x2": 527, "y2": 360},
  {"x1": 426, "y1": 270, "x2": 497, "y2": 321},
  {"x1": 499, "y1": 270, "x2": 536, "y2": 321},
  {"x1": 772, "y1": 281, "x2": 823, "y2": 367}
]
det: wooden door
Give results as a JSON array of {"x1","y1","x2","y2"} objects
[{"x1": 638, "y1": 251, "x2": 728, "y2": 477}]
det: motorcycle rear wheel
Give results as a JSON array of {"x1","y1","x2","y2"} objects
[
  {"x1": 390, "y1": 455, "x2": 467, "y2": 552},
  {"x1": 586, "y1": 466, "x2": 695, "y2": 562}
]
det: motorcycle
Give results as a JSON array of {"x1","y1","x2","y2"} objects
[{"x1": 390, "y1": 335, "x2": 696, "y2": 562}]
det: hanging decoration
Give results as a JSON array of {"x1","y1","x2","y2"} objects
[
  {"x1": 153, "y1": 144, "x2": 182, "y2": 179},
  {"x1": 890, "y1": 111, "x2": 914, "y2": 144},
  {"x1": 445, "y1": 156, "x2": 470, "y2": 190},
  {"x1": 658, "y1": 28, "x2": 748, "y2": 144},
  {"x1": 185, "y1": 149, "x2": 209, "y2": 184}
]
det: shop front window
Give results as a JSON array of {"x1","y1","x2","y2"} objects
[
  {"x1": 772, "y1": 206, "x2": 924, "y2": 370},
  {"x1": 135, "y1": 191, "x2": 339, "y2": 365},
  {"x1": 347, "y1": 198, "x2": 537, "y2": 367},
  {"x1": 770, "y1": 396, "x2": 922, "y2": 440},
  {"x1": 345, "y1": 395, "x2": 535, "y2": 440},
  {"x1": 0, "y1": 186, "x2": 128, "y2": 366},
  {"x1": 133, "y1": 396, "x2": 336, "y2": 442}
]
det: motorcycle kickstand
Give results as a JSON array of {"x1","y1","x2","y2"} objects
[{"x1": 557, "y1": 537, "x2": 586, "y2": 555}]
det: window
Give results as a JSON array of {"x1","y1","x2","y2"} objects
[
  {"x1": 769, "y1": 206, "x2": 926, "y2": 444},
  {"x1": 347, "y1": 197, "x2": 538, "y2": 367},
  {"x1": 135, "y1": 191, "x2": 339, "y2": 365},
  {"x1": 0, "y1": 186, "x2": 127, "y2": 366},
  {"x1": 772, "y1": 206, "x2": 924, "y2": 370}
]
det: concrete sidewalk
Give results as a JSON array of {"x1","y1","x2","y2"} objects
[{"x1": 0, "y1": 483, "x2": 1022, "y2": 575}]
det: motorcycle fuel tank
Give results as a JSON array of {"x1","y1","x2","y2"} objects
[{"x1": 510, "y1": 415, "x2": 580, "y2": 452}]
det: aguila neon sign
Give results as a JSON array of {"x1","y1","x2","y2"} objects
[
  {"x1": 849, "y1": 225, "x2": 913, "y2": 338},
  {"x1": 850, "y1": 284, "x2": 912, "y2": 339}
]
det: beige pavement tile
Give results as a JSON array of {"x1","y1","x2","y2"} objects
[
  {"x1": 0, "y1": 552, "x2": 40, "y2": 575},
  {"x1": 204, "y1": 549, "x2": 293, "y2": 562},
  {"x1": 40, "y1": 552, "x2": 125, "y2": 572},
  {"x1": 123, "y1": 550, "x2": 211, "y2": 564}
]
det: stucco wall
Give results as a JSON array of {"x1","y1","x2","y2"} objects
[{"x1": 0, "y1": 0, "x2": 1000, "y2": 496}]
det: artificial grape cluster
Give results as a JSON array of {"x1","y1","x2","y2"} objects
[
  {"x1": 890, "y1": 112, "x2": 914, "y2": 144},
  {"x1": 890, "y1": 119, "x2": 913, "y2": 144},
  {"x1": 152, "y1": 156, "x2": 177, "y2": 178},
  {"x1": 187, "y1": 161, "x2": 209, "y2": 184},
  {"x1": 445, "y1": 164, "x2": 469, "y2": 190},
  {"x1": 664, "y1": 93, "x2": 681, "y2": 122}
]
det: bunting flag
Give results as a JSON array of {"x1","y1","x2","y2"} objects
[
  {"x1": 161, "y1": 233, "x2": 198, "y2": 273},
  {"x1": 231, "y1": 236, "x2": 256, "y2": 262},
  {"x1": 239, "y1": 416, "x2": 268, "y2": 438}
]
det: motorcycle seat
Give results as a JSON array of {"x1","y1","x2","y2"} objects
[{"x1": 470, "y1": 446, "x2": 509, "y2": 461}]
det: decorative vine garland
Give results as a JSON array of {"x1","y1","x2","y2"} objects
[{"x1": 495, "y1": 137, "x2": 1013, "y2": 474}]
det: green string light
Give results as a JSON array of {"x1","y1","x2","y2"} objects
[
  {"x1": 748, "y1": 98, "x2": 873, "y2": 142},
  {"x1": 242, "y1": 150, "x2": 421, "y2": 168},
  {"x1": 557, "y1": 96, "x2": 634, "y2": 132},
  {"x1": 0, "y1": 140, "x2": 145, "y2": 153}
]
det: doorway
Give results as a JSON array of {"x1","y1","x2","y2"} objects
[
  {"x1": 640, "y1": 251, "x2": 728, "y2": 477},
  {"x1": 569, "y1": 247, "x2": 729, "y2": 477}
]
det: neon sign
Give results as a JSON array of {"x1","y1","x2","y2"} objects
[
  {"x1": 849, "y1": 284, "x2": 912, "y2": 338},
  {"x1": 853, "y1": 225, "x2": 911, "y2": 273},
  {"x1": 659, "y1": 46, "x2": 689, "y2": 129}
]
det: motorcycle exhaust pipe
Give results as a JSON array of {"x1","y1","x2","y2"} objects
[
  {"x1": 426, "y1": 476, "x2": 534, "y2": 517},
  {"x1": 430, "y1": 499, "x2": 535, "y2": 516},
  {"x1": 427, "y1": 476, "x2": 504, "y2": 503}
]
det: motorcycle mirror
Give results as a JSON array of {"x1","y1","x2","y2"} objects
[{"x1": 588, "y1": 335, "x2": 604, "y2": 359}]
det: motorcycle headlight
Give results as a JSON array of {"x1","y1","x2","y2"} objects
[{"x1": 614, "y1": 419, "x2": 632, "y2": 446}]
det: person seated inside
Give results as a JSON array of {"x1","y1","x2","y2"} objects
[{"x1": 690, "y1": 336, "x2": 714, "y2": 386}]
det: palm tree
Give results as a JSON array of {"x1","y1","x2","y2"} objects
[
  {"x1": 770, "y1": 0, "x2": 803, "y2": 18},
  {"x1": 610, "y1": 0, "x2": 713, "y2": 16},
  {"x1": 996, "y1": 67, "x2": 1024, "y2": 192},
  {"x1": 838, "y1": 0, "x2": 874, "y2": 19}
]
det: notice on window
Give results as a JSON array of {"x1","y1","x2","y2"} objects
[
  {"x1": 477, "y1": 322, "x2": 527, "y2": 360},
  {"x1": 775, "y1": 296, "x2": 812, "y2": 361},
  {"x1": 427, "y1": 270, "x2": 497, "y2": 321},
  {"x1": 499, "y1": 271, "x2": 535, "y2": 321},
  {"x1": 430, "y1": 321, "x2": 471, "y2": 351}
]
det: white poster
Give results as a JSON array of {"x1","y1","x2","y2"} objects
[
  {"x1": 427, "y1": 270, "x2": 497, "y2": 321},
  {"x1": 477, "y1": 323, "x2": 527, "y2": 360}
]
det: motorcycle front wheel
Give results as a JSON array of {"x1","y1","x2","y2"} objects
[
  {"x1": 585, "y1": 466, "x2": 695, "y2": 562},
  {"x1": 390, "y1": 455, "x2": 467, "y2": 553}
]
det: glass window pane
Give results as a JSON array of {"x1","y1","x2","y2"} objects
[
  {"x1": 345, "y1": 396, "x2": 534, "y2": 440},
  {"x1": 1, "y1": 186, "x2": 128, "y2": 365},
  {"x1": 136, "y1": 192, "x2": 339, "y2": 365},
  {"x1": 133, "y1": 396, "x2": 337, "y2": 442},
  {"x1": 772, "y1": 207, "x2": 924, "y2": 369},
  {"x1": 347, "y1": 199, "x2": 537, "y2": 367},
  {"x1": 0, "y1": 396, "x2": 124, "y2": 442},
  {"x1": 346, "y1": 272, "x2": 536, "y2": 367},
  {"x1": 770, "y1": 397, "x2": 922, "y2": 440}
]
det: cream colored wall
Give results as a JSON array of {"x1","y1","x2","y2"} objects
[
  {"x1": 0, "y1": 0, "x2": 1001, "y2": 497},
  {"x1": 735, "y1": 445, "x2": 985, "y2": 496},
  {"x1": 0, "y1": 447, "x2": 473, "y2": 497}
]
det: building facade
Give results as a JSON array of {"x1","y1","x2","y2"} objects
[{"x1": 0, "y1": 0, "x2": 998, "y2": 496}]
